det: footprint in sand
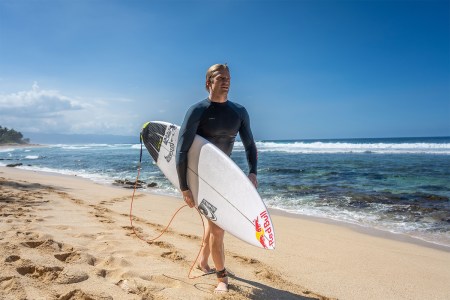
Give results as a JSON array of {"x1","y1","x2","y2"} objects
[
  {"x1": 58, "y1": 289, "x2": 112, "y2": 300},
  {"x1": 122, "y1": 225, "x2": 142, "y2": 232},
  {"x1": 179, "y1": 233, "x2": 201, "y2": 241},
  {"x1": 122, "y1": 225, "x2": 154, "y2": 240},
  {"x1": 254, "y1": 268, "x2": 283, "y2": 282},
  {"x1": 54, "y1": 251, "x2": 96, "y2": 266},
  {"x1": 232, "y1": 254, "x2": 284, "y2": 283},
  {"x1": 21, "y1": 240, "x2": 45, "y2": 248},
  {"x1": 125, "y1": 215, "x2": 164, "y2": 231},
  {"x1": 21, "y1": 239, "x2": 73, "y2": 252},
  {"x1": 91, "y1": 206, "x2": 115, "y2": 224},
  {"x1": 160, "y1": 251, "x2": 185, "y2": 262},
  {"x1": 232, "y1": 254, "x2": 261, "y2": 265},
  {"x1": 16, "y1": 263, "x2": 89, "y2": 284},
  {"x1": 55, "y1": 191, "x2": 85, "y2": 205},
  {"x1": 115, "y1": 275, "x2": 176, "y2": 297},
  {"x1": 111, "y1": 195, "x2": 143, "y2": 205},
  {"x1": 0, "y1": 276, "x2": 27, "y2": 299},
  {"x1": 16, "y1": 264, "x2": 62, "y2": 281},
  {"x1": 148, "y1": 241, "x2": 173, "y2": 249},
  {"x1": 96, "y1": 255, "x2": 132, "y2": 269},
  {"x1": 5, "y1": 255, "x2": 21, "y2": 263},
  {"x1": 116, "y1": 278, "x2": 163, "y2": 297},
  {"x1": 95, "y1": 268, "x2": 107, "y2": 278},
  {"x1": 4, "y1": 238, "x2": 104, "y2": 293},
  {"x1": 100, "y1": 219, "x2": 115, "y2": 224},
  {"x1": 15, "y1": 230, "x2": 40, "y2": 239}
]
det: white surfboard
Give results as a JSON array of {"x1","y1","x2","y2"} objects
[{"x1": 141, "y1": 121, "x2": 275, "y2": 250}]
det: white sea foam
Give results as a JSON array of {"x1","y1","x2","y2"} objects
[
  {"x1": 48, "y1": 143, "x2": 140, "y2": 150},
  {"x1": 19, "y1": 165, "x2": 113, "y2": 183},
  {"x1": 234, "y1": 141, "x2": 450, "y2": 154},
  {"x1": 60, "y1": 145, "x2": 93, "y2": 150},
  {"x1": 265, "y1": 196, "x2": 450, "y2": 247},
  {"x1": 25, "y1": 155, "x2": 39, "y2": 159}
]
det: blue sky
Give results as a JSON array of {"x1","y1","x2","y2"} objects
[{"x1": 0, "y1": 0, "x2": 449, "y2": 140}]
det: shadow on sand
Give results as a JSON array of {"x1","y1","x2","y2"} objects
[{"x1": 164, "y1": 273, "x2": 327, "y2": 299}]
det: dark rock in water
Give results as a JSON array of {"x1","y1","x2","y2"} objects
[
  {"x1": 147, "y1": 182, "x2": 157, "y2": 188},
  {"x1": 6, "y1": 163, "x2": 23, "y2": 167},
  {"x1": 424, "y1": 194, "x2": 449, "y2": 201},
  {"x1": 113, "y1": 179, "x2": 146, "y2": 189}
]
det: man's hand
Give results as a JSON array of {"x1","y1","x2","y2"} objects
[
  {"x1": 248, "y1": 173, "x2": 258, "y2": 188},
  {"x1": 182, "y1": 189, "x2": 195, "y2": 208}
]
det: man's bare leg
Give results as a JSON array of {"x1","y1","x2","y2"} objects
[
  {"x1": 197, "y1": 216, "x2": 212, "y2": 272},
  {"x1": 209, "y1": 220, "x2": 228, "y2": 292}
]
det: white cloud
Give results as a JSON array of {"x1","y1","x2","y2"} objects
[
  {"x1": 0, "y1": 83, "x2": 139, "y2": 135},
  {"x1": 0, "y1": 82, "x2": 84, "y2": 116}
]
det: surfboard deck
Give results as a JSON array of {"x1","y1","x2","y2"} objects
[{"x1": 141, "y1": 121, "x2": 275, "y2": 250}]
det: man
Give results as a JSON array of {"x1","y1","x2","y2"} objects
[{"x1": 175, "y1": 64, "x2": 258, "y2": 293}]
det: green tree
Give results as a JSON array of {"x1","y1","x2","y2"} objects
[{"x1": 0, "y1": 126, "x2": 29, "y2": 144}]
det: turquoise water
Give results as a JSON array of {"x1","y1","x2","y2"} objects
[{"x1": 1, "y1": 137, "x2": 449, "y2": 247}]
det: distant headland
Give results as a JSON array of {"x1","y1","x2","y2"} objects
[{"x1": 0, "y1": 126, "x2": 30, "y2": 145}]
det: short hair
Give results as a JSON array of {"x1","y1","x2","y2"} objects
[{"x1": 205, "y1": 63, "x2": 229, "y2": 91}]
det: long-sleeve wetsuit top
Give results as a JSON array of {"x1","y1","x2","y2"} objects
[{"x1": 176, "y1": 98, "x2": 258, "y2": 191}]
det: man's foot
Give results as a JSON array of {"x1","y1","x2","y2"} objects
[
  {"x1": 196, "y1": 263, "x2": 215, "y2": 274},
  {"x1": 214, "y1": 268, "x2": 228, "y2": 293},
  {"x1": 214, "y1": 281, "x2": 228, "y2": 293}
]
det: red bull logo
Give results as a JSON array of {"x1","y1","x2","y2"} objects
[
  {"x1": 254, "y1": 210, "x2": 274, "y2": 249},
  {"x1": 254, "y1": 216, "x2": 267, "y2": 248}
]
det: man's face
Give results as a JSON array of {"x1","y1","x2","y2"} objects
[{"x1": 209, "y1": 69, "x2": 231, "y2": 95}]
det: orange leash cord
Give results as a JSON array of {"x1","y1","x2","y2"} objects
[{"x1": 129, "y1": 142, "x2": 209, "y2": 279}]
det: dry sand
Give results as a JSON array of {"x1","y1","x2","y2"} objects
[{"x1": 1, "y1": 166, "x2": 449, "y2": 300}]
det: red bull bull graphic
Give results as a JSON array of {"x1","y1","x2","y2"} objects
[
  {"x1": 254, "y1": 216, "x2": 267, "y2": 248},
  {"x1": 254, "y1": 210, "x2": 275, "y2": 249}
]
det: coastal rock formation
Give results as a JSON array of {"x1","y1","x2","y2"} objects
[
  {"x1": 6, "y1": 163, "x2": 23, "y2": 168},
  {"x1": 113, "y1": 179, "x2": 158, "y2": 189}
]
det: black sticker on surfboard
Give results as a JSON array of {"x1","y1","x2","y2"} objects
[
  {"x1": 142, "y1": 122, "x2": 167, "y2": 162},
  {"x1": 163, "y1": 125, "x2": 177, "y2": 163},
  {"x1": 198, "y1": 199, "x2": 217, "y2": 221}
]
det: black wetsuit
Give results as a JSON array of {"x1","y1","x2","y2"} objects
[{"x1": 176, "y1": 98, "x2": 258, "y2": 191}]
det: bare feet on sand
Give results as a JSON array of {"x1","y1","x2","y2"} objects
[
  {"x1": 196, "y1": 262, "x2": 215, "y2": 274},
  {"x1": 214, "y1": 268, "x2": 228, "y2": 293}
]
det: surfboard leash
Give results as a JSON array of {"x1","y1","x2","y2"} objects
[{"x1": 129, "y1": 138, "x2": 214, "y2": 279}]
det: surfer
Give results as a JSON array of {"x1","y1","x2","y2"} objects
[{"x1": 176, "y1": 63, "x2": 258, "y2": 293}]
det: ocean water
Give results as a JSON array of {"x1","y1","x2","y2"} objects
[{"x1": 1, "y1": 137, "x2": 449, "y2": 247}]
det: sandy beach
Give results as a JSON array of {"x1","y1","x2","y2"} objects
[{"x1": 1, "y1": 166, "x2": 450, "y2": 300}]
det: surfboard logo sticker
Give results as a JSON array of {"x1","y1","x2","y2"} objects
[
  {"x1": 198, "y1": 199, "x2": 217, "y2": 221},
  {"x1": 255, "y1": 210, "x2": 274, "y2": 249},
  {"x1": 254, "y1": 216, "x2": 267, "y2": 249},
  {"x1": 163, "y1": 125, "x2": 177, "y2": 163}
]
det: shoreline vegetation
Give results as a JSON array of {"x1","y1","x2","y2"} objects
[{"x1": 0, "y1": 126, "x2": 30, "y2": 145}]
